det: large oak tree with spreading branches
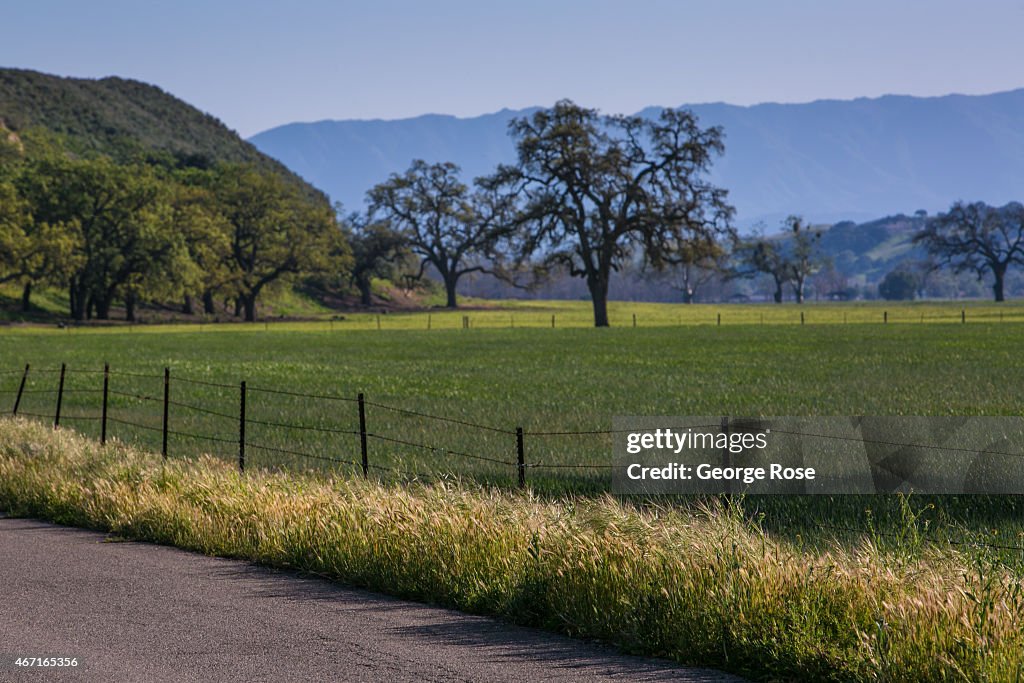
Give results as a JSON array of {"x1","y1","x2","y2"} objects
[{"x1": 487, "y1": 100, "x2": 734, "y2": 327}]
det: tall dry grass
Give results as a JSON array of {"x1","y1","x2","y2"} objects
[{"x1": 1, "y1": 417, "x2": 1022, "y2": 682}]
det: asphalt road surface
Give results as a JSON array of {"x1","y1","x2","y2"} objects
[{"x1": 0, "y1": 517, "x2": 746, "y2": 682}]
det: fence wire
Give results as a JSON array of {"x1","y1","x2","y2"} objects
[
  {"x1": 363, "y1": 400, "x2": 514, "y2": 435},
  {"x1": 367, "y1": 432, "x2": 515, "y2": 466}
]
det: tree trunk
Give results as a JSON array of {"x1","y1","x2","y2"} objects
[
  {"x1": 94, "y1": 296, "x2": 110, "y2": 320},
  {"x1": 773, "y1": 279, "x2": 783, "y2": 304},
  {"x1": 125, "y1": 292, "x2": 136, "y2": 322},
  {"x1": 587, "y1": 274, "x2": 610, "y2": 327},
  {"x1": 70, "y1": 283, "x2": 86, "y2": 321},
  {"x1": 794, "y1": 278, "x2": 805, "y2": 304},
  {"x1": 20, "y1": 281, "x2": 32, "y2": 312},
  {"x1": 444, "y1": 274, "x2": 459, "y2": 309},
  {"x1": 234, "y1": 298, "x2": 243, "y2": 318},
  {"x1": 183, "y1": 295, "x2": 194, "y2": 315},
  {"x1": 203, "y1": 290, "x2": 216, "y2": 315},
  {"x1": 681, "y1": 268, "x2": 694, "y2": 304},
  {"x1": 243, "y1": 293, "x2": 257, "y2": 322},
  {"x1": 356, "y1": 275, "x2": 373, "y2": 307},
  {"x1": 992, "y1": 264, "x2": 1006, "y2": 302}
]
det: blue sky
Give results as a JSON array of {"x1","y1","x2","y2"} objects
[{"x1": 4, "y1": 0, "x2": 1024, "y2": 137}]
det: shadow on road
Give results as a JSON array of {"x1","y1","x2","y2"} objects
[{"x1": 215, "y1": 562, "x2": 740, "y2": 682}]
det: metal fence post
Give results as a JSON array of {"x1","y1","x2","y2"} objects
[
  {"x1": 12, "y1": 363, "x2": 29, "y2": 415},
  {"x1": 162, "y1": 367, "x2": 170, "y2": 459},
  {"x1": 101, "y1": 363, "x2": 109, "y2": 445},
  {"x1": 239, "y1": 381, "x2": 246, "y2": 472},
  {"x1": 884, "y1": 310, "x2": 888, "y2": 324},
  {"x1": 358, "y1": 393, "x2": 368, "y2": 478},
  {"x1": 54, "y1": 363, "x2": 66, "y2": 428},
  {"x1": 516, "y1": 427, "x2": 525, "y2": 489}
]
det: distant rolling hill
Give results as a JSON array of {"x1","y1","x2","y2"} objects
[{"x1": 249, "y1": 90, "x2": 1024, "y2": 225}]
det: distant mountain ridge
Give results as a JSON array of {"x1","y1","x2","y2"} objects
[
  {"x1": 249, "y1": 90, "x2": 1024, "y2": 225},
  {"x1": 251, "y1": 108, "x2": 535, "y2": 213}
]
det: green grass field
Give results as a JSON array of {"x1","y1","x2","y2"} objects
[{"x1": 2, "y1": 299, "x2": 1024, "y2": 562}]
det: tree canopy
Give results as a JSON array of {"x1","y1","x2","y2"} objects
[
  {"x1": 213, "y1": 164, "x2": 349, "y2": 321},
  {"x1": 0, "y1": 130, "x2": 352, "y2": 322},
  {"x1": 878, "y1": 268, "x2": 920, "y2": 301},
  {"x1": 17, "y1": 155, "x2": 177, "y2": 320}
]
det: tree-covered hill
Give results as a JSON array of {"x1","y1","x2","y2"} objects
[
  {"x1": 0, "y1": 68, "x2": 318, "y2": 197},
  {"x1": 0, "y1": 69, "x2": 352, "y2": 324}
]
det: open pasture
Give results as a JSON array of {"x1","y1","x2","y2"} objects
[{"x1": 3, "y1": 299, "x2": 1024, "y2": 563}]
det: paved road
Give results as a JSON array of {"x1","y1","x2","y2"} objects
[{"x1": 0, "y1": 517, "x2": 745, "y2": 682}]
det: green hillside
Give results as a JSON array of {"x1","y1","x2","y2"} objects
[
  {"x1": 0, "y1": 68, "x2": 319, "y2": 196},
  {"x1": 817, "y1": 213, "x2": 925, "y2": 277}
]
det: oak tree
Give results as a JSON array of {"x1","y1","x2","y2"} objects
[
  {"x1": 343, "y1": 211, "x2": 409, "y2": 307},
  {"x1": 915, "y1": 201, "x2": 1024, "y2": 302},
  {"x1": 20, "y1": 156, "x2": 174, "y2": 320},
  {"x1": 732, "y1": 215, "x2": 824, "y2": 304},
  {"x1": 214, "y1": 164, "x2": 346, "y2": 321},
  {"x1": 489, "y1": 100, "x2": 733, "y2": 326},
  {"x1": 368, "y1": 160, "x2": 506, "y2": 309}
]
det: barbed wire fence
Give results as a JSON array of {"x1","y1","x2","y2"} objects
[
  {"x1": 2, "y1": 362, "x2": 1024, "y2": 556},
  {"x1": 0, "y1": 362, "x2": 621, "y2": 488}
]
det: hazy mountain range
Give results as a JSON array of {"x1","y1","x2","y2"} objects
[{"x1": 249, "y1": 90, "x2": 1024, "y2": 227}]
